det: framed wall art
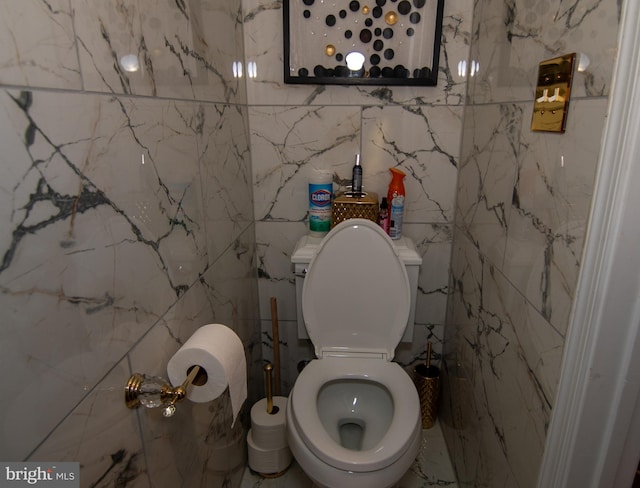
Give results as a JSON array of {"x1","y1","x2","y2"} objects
[{"x1": 283, "y1": 0, "x2": 445, "y2": 86}]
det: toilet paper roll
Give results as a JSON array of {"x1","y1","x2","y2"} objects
[
  {"x1": 167, "y1": 323, "x2": 247, "y2": 426},
  {"x1": 250, "y1": 396, "x2": 288, "y2": 450},
  {"x1": 247, "y1": 429, "x2": 292, "y2": 475}
]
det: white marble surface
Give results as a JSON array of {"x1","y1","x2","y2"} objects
[
  {"x1": 74, "y1": 0, "x2": 246, "y2": 102},
  {"x1": 469, "y1": 0, "x2": 620, "y2": 103},
  {"x1": 240, "y1": 421, "x2": 458, "y2": 488},
  {"x1": 0, "y1": 1, "x2": 80, "y2": 89},
  {"x1": 0, "y1": 4, "x2": 259, "y2": 486},
  {"x1": 443, "y1": 0, "x2": 620, "y2": 486}
]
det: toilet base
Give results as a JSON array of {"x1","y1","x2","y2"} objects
[{"x1": 287, "y1": 416, "x2": 421, "y2": 488}]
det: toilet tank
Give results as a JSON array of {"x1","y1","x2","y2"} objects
[{"x1": 291, "y1": 233, "x2": 422, "y2": 343}]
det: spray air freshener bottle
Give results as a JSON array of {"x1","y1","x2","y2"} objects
[
  {"x1": 351, "y1": 154, "x2": 363, "y2": 196},
  {"x1": 387, "y1": 167, "x2": 406, "y2": 239},
  {"x1": 309, "y1": 170, "x2": 332, "y2": 237}
]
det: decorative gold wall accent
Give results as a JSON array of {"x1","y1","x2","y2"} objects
[{"x1": 531, "y1": 53, "x2": 576, "y2": 133}]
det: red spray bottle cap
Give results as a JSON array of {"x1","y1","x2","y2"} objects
[{"x1": 388, "y1": 167, "x2": 406, "y2": 199}]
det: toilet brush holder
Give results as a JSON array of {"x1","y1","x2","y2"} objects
[{"x1": 413, "y1": 342, "x2": 440, "y2": 429}]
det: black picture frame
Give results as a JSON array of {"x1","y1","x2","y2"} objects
[{"x1": 283, "y1": 0, "x2": 445, "y2": 86}]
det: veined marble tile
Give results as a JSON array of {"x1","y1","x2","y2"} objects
[
  {"x1": 128, "y1": 233, "x2": 259, "y2": 487},
  {"x1": 469, "y1": 0, "x2": 620, "y2": 104},
  {"x1": 486, "y1": 265, "x2": 564, "y2": 411},
  {"x1": 197, "y1": 225, "x2": 261, "y2": 401},
  {"x1": 469, "y1": 263, "x2": 551, "y2": 488},
  {"x1": 198, "y1": 102, "x2": 255, "y2": 264},
  {"x1": 200, "y1": 226, "x2": 260, "y2": 327},
  {"x1": 243, "y1": 0, "x2": 473, "y2": 106},
  {"x1": 130, "y1": 321, "x2": 248, "y2": 488},
  {"x1": 361, "y1": 105, "x2": 461, "y2": 224},
  {"x1": 402, "y1": 223, "x2": 453, "y2": 327},
  {"x1": 249, "y1": 105, "x2": 360, "y2": 222},
  {"x1": 0, "y1": 91, "x2": 209, "y2": 459},
  {"x1": 455, "y1": 103, "x2": 521, "y2": 268},
  {"x1": 74, "y1": 0, "x2": 246, "y2": 103},
  {"x1": 0, "y1": 1, "x2": 80, "y2": 90},
  {"x1": 28, "y1": 361, "x2": 149, "y2": 487},
  {"x1": 441, "y1": 230, "x2": 483, "y2": 487},
  {"x1": 0, "y1": 89, "x2": 212, "y2": 459},
  {"x1": 255, "y1": 221, "x2": 307, "y2": 324},
  {"x1": 503, "y1": 99, "x2": 605, "y2": 334}
]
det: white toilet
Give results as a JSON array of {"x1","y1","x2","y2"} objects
[{"x1": 287, "y1": 218, "x2": 422, "y2": 488}]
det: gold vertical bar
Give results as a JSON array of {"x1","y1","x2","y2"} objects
[{"x1": 264, "y1": 363, "x2": 274, "y2": 414}]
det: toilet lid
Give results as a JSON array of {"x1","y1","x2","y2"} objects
[{"x1": 302, "y1": 219, "x2": 411, "y2": 359}]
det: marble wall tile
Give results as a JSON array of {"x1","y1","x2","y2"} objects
[
  {"x1": 402, "y1": 223, "x2": 453, "y2": 328},
  {"x1": 361, "y1": 105, "x2": 461, "y2": 223},
  {"x1": 75, "y1": 0, "x2": 246, "y2": 103},
  {"x1": 0, "y1": 89, "x2": 210, "y2": 459},
  {"x1": 255, "y1": 220, "x2": 306, "y2": 322},
  {"x1": 198, "y1": 103, "x2": 255, "y2": 264},
  {"x1": 1, "y1": 3, "x2": 256, "y2": 487},
  {"x1": 130, "y1": 319, "x2": 248, "y2": 488},
  {"x1": 441, "y1": 230, "x2": 483, "y2": 487},
  {"x1": 249, "y1": 105, "x2": 361, "y2": 222},
  {"x1": 443, "y1": 0, "x2": 619, "y2": 485},
  {"x1": 28, "y1": 361, "x2": 149, "y2": 487},
  {"x1": 124, "y1": 226, "x2": 258, "y2": 487},
  {"x1": 472, "y1": 264, "x2": 551, "y2": 488},
  {"x1": 242, "y1": 0, "x2": 473, "y2": 106},
  {"x1": 0, "y1": 0, "x2": 80, "y2": 90},
  {"x1": 443, "y1": 237, "x2": 553, "y2": 488},
  {"x1": 469, "y1": 0, "x2": 620, "y2": 104},
  {"x1": 503, "y1": 99, "x2": 605, "y2": 334},
  {"x1": 454, "y1": 103, "x2": 521, "y2": 268}
]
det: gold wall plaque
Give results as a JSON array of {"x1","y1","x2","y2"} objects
[{"x1": 531, "y1": 53, "x2": 576, "y2": 133}]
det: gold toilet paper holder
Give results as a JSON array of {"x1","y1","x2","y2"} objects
[{"x1": 124, "y1": 365, "x2": 207, "y2": 417}]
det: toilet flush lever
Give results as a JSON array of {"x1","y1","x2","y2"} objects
[{"x1": 294, "y1": 268, "x2": 308, "y2": 278}]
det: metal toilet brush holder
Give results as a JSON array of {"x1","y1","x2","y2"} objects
[{"x1": 413, "y1": 342, "x2": 440, "y2": 429}]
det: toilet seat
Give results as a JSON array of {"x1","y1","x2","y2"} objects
[
  {"x1": 302, "y1": 219, "x2": 411, "y2": 360},
  {"x1": 289, "y1": 357, "x2": 420, "y2": 472}
]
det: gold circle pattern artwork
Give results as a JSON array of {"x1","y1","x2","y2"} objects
[
  {"x1": 385, "y1": 11, "x2": 398, "y2": 25},
  {"x1": 362, "y1": 5, "x2": 370, "y2": 14},
  {"x1": 325, "y1": 44, "x2": 336, "y2": 56}
]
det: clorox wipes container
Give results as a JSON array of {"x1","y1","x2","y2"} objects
[{"x1": 308, "y1": 171, "x2": 332, "y2": 236}]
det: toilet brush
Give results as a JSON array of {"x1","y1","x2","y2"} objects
[{"x1": 413, "y1": 341, "x2": 441, "y2": 429}]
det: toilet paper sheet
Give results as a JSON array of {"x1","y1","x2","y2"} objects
[{"x1": 167, "y1": 323, "x2": 247, "y2": 426}]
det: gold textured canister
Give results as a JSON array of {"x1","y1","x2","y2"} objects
[
  {"x1": 331, "y1": 191, "x2": 379, "y2": 227},
  {"x1": 413, "y1": 342, "x2": 440, "y2": 429}
]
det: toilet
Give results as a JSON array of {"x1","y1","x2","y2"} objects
[{"x1": 287, "y1": 218, "x2": 422, "y2": 488}]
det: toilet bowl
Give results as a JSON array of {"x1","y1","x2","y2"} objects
[{"x1": 286, "y1": 219, "x2": 422, "y2": 488}]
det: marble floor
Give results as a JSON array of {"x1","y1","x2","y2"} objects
[{"x1": 240, "y1": 420, "x2": 458, "y2": 488}]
